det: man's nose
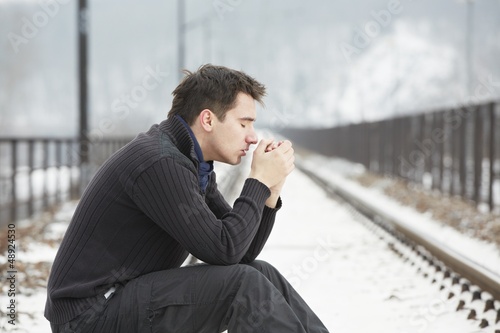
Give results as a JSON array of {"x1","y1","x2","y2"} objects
[{"x1": 247, "y1": 130, "x2": 258, "y2": 145}]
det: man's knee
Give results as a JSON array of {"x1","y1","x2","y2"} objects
[
  {"x1": 245, "y1": 260, "x2": 279, "y2": 276},
  {"x1": 218, "y1": 263, "x2": 264, "y2": 282}
]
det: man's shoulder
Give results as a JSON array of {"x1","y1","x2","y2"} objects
[{"x1": 125, "y1": 126, "x2": 194, "y2": 173}]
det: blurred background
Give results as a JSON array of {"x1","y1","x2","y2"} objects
[
  {"x1": 0, "y1": 0, "x2": 499, "y2": 223},
  {"x1": 1, "y1": 0, "x2": 500, "y2": 136}
]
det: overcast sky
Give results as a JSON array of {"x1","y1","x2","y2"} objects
[{"x1": 1, "y1": 0, "x2": 499, "y2": 136}]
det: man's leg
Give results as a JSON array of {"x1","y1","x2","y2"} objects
[
  {"x1": 244, "y1": 260, "x2": 329, "y2": 333},
  {"x1": 57, "y1": 261, "x2": 329, "y2": 332}
]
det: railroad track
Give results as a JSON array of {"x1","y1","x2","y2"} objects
[{"x1": 297, "y1": 161, "x2": 500, "y2": 332}]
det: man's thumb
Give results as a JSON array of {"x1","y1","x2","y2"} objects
[{"x1": 255, "y1": 138, "x2": 274, "y2": 153}]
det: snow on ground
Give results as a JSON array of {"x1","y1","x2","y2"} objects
[
  {"x1": 0, "y1": 201, "x2": 77, "y2": 332},
  {"x1": 1, "y1": 153, "x2": 498, "y2": 332}
]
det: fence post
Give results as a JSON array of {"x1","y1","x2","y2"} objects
[
  {"x1": 368, "y1": 123, "x2": 376, "y2": 172},
  {"x1": 429, "y1": 112, "x2": 438, "y2": 189},
  {"x1": 386, "y1": 119, "x2": 393, "y2": 176},
  {"x1": 43, "y1": 139, "x2": 49, "y2": 210},
  {"x1": 427, "y1": 113, "x2": 434, "y2": 186},
  {"x1": 342, "y1": 125, "x2": 348, "y2": 160},
  {"x1": 395, "y1": 117, "x2": 403, "y2": 179},
  {"x1": 459, "y1": 108, "x2": 467, "y2": 198},
  {"x1": 452, "y1": 109, "x2": 460, "y2": 196},
  {"x1": 403, "y1": 117, "x2": 411, "y2": 180},
  {"x1": 418, "y1": 113, "x2": 427, "y2": 185},
  {"x1": 56, "y1": 139, "x2": 62, "y2": 204},
  {"x1": 436, "y1": 111, "x2": 446, "y2": 192},
  {"x1": 384, "y1": 120, "x2": 390, "y2": 175},
  {"x1": 28, "y1": 140, "x2": 34, "y2": 217},
  {"x1": 417, "y1": 114, "x2": 425, "y2": 184},
  {"x1": 488, "y1": 102, "x2": 495, "y2": 211},
  {"x1": 10, "y1": 140, "x2": 17, "y2": 224},
  {"x1": 403, "y1": 117, "x2": 409, "y2": 180},
  {"x1": 390, "y1": 118, "x2": 405, "y2": 178},
  {"x1": 473, "y1": 106, "x2": 483, "y2": 205},
  {"x1": 379, "y1": 120, "x2": 386, "y2": 174}
]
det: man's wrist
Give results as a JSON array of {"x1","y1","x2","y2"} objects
[
  {"x1": 265, "y1": 192, "x2": 280, "y2": 208},
  {"x1": 248, "y1": 174, "x2": 271, "y2": 189},
  {"x1": 265, "y1": 193, "x2": 282, "y2": 209}
]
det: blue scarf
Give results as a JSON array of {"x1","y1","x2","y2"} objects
[{"x1": 176, "y1": 115, "x2": 214, "y2": 193}]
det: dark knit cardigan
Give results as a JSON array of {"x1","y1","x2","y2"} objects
[{"x1": 44, "y1": 116, "x2": 280, "y2": 324}]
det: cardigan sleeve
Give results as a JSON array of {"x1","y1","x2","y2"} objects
[
  {"x1": 204, "y1": 171, "x2": 281, "y2": 263},
  {"x1": 239, "y1": 201, "x2": 281, "y2": 263},
  {"x1": 132, "y1": 157, "x2": 271, "y2": 265},
  {"x1": 203, "y1": 171, "x2": 232, "y2": 219}
]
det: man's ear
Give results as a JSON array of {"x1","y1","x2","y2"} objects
[{"x1": 199, "y1": 109, "x2": 214, "y2": 132}]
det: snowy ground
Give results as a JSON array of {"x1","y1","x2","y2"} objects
[
  {"x1": 261, "y1": 164, "x2": 497, "y2": 332},
  {"x1": 1, "y1": 153, "x2": 499, "y2": 332},
  {"x1": 0, "y1": 201, "x2": 76, "y2": 332}
]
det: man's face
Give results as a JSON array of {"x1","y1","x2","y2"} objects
[{"x1": 208, "y1": 92, "x2": 258, "y2": 165}]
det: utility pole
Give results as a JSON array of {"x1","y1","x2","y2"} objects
[
  {"x1": 465, "y1": 0, "x2": 474, "y2": 97},
  {"x1": 78, "y1": 0, "x2": 89, "y2": 194},
  {"x1": 177, "y1": 0, "x2": 186, "y2": 82},
  {"x1": 203, "y1": 18, "x2": 212, "y2": 63},
  {"x1": 177, "y1": 0, "x2": 213, "y2": 81}
]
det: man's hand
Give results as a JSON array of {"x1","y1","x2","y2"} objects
[{"x1": 248, "y1": 139, "x2": 295, "y2": 207}]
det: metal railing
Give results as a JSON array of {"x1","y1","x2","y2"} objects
[
  {"x1": 0, "y1": 137, "x2": 131, "y2": 226},
  {"x1": 280, "y1": 101, "x2": 500, "y2": 211}
]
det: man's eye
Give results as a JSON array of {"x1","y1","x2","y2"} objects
[{"x1": 241, "y1": 124, "x2": 246, "y2": 128}]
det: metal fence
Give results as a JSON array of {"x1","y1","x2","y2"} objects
[
  {"x1": 280, "y1": 101, "x2": 500, "y2": 212},
  {"x1": 0, "y1": 137, "x2": 131, "y2": 226}
]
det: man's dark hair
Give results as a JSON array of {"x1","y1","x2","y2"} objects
[{"x1": 168, "y1": 64, "x2": 266, "y2": 125}]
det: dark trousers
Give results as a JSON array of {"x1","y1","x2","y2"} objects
[{"x1": 50, "y1": 260, "x2": 329, "y2": 333}]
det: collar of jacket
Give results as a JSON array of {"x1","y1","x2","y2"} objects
[{"x1": 159, "y1": 115, "x2": 214, "y2": 192}]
